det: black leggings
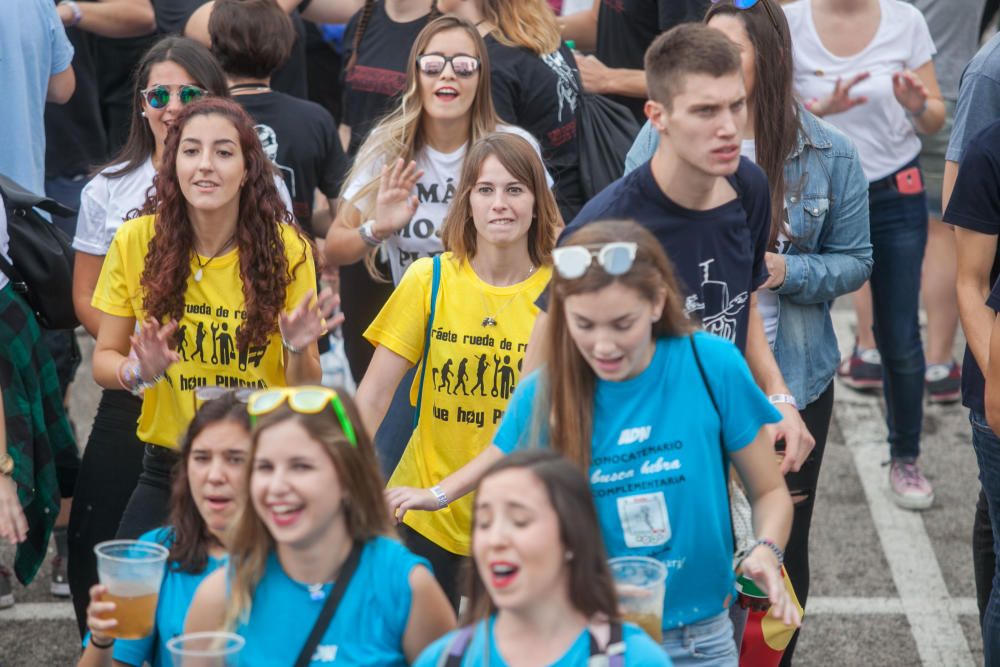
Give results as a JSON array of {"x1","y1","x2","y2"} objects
[
  {"x1": 399, "y1": 524, "x2": 468, "y2": 611},
  {"x1": 779, "y1": 381, "x2": 834, "y2": 667},
  {"x1": 114, "y1": 443, "x2": 180, "y2": 540},
  {"x1": 67, "y1": 390, "x2": 144, "y2": 637}
]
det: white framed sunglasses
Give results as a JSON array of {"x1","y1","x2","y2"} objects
[{"x1": 552, "y1": 242, "x2": 638, "y2": 280}]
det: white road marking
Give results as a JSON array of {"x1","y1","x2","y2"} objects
[
  {"x1": 808, "y1": 596, "x2": 978, "y2": 616},
  {"x1": 0, "y1": 602, "x2": 75, "y2": 621}
]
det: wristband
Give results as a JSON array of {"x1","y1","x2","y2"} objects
[
  {"x1": 90, "y1": 635, "x2": 115, "y2": 650},
  {"x1": 736, "y1": 538, "x2": 785, "y2": 569},
  {"x1": 59, "y1": 0, "x2": 82, "y2": 27},
  {"x1": 908, "y1": 99, "x2": 929, "y2": 118},
  {"x1": 768, "y1": 394, "x2": 798, "y2": 410},
  {"x1": 358, "y1": 219, "x2": 384, "y2": 247},
  {"x1": 429, "y1": 485, "x2": 449, "y2": 509},
  {"x1": 282, "y1": 337, "x2": 304, "y2": 354}
]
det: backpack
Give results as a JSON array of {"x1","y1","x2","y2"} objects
[{"x1": 0, "y1": 174, "x2": 80, "y2": 330}]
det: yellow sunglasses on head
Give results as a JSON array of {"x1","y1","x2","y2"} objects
[{"x1": 247, "y1": 386, "x2": 358, "y2": 447}]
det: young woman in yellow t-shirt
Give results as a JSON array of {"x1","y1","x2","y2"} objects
[
  {"x1": 357, "y1": 132, "x2": 557, "y2": 605},
  {"x1": 91, "y1": 97, "x2": 337, "y2": 540}
]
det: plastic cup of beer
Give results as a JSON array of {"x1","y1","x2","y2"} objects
[
  {"x1": 166, "y1": 632, "x2": 245, "y2": 667},
  {"x1": 608, "y1": 556, "x2": 667, "y2": 642},
  {"x1": 93, "y1": 540, "x2": 169, "y2": 639}
]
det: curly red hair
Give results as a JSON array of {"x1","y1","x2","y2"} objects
[{"x1": 137, "y1": 97, "x2": 314, "y2": 352}]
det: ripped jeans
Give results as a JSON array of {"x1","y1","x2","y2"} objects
[{"x1": 778, "y1": 380, "x2": 834, "y2": 666}]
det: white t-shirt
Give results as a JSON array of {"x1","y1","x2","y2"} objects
[
  {"x1": 785, "y1": 0, "x2": 936, "y2": 180},
  {"x1": 0, "y1": 203, "x2": 9, "y2": 292},
  {"x1": 743, "y1": 139, "x2": 787, "y2": 347},
  {"x1": 74, "y1": 158, "x2": 295, "y2": 256},
  {"x1": 342, "y1": 124, "x2": 552, "y2": 284}
]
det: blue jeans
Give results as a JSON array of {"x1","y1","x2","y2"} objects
[
  {"x1": 661, "y1": 611, "x2": 738, "y2": 666},
  {"x1": 867, "y1": 165, "x2": 927, "y2": 460},
  {"x1": 44, "y1": 174, "x2": 86, "y2": 239},
  {"x1": 970, "y1": 408, "x2": 1000, "y2": 662}
]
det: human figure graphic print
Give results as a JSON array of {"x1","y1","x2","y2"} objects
[{"x1": 682, "y1": 258, "x2": 749, "y2": 343}]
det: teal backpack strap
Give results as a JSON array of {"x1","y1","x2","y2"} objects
[{"x1": 414, "y1": 255, "x2": 442, "y2": 428}]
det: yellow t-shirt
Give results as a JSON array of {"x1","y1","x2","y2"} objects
[
  {"x1": 365, "y1": 253, "x2": 552, "y2": 555},
  {"x1": 92, "y1": 215, "x2": 316, "y2": 448}
]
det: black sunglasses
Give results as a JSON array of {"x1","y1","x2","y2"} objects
[{"x1": 141, "y1": 85, "x2": 206, "y2": 110}]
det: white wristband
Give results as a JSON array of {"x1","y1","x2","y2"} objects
[
  {"x1": 430, "y1": 485, "x2": 448, "y2": 509},
  {"x1": 768, "y1": 394, "x2": 798, "y2": 410}
]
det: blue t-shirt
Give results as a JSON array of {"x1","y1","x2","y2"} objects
[
  {"x1": 0, "y1": 0, "x2": 73, "y2": 197},
  {"x1": 236, "y1": 536, "x2": 429, "y2": 666},
  {"x1": 494, "y1": 334, "x2": 781, "y2": 630},
  {"x1": 414, "y1": 617, "x2": 673, "y2": 666},
  {"x1": 82, "y1": 527, "x2": 225, "y2": 667},
  {"x1": 943, "y1": 119, "x2": 1000, "y2": 414},
  {"x1": 560, "y1": 159, "x2": 771, "y2": 353}
]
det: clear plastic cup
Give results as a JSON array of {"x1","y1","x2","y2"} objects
[
  {"x1": 608, "y1": 556, "x2": 667, "y2": 642},
  {"x1": 93, "y1": 540, "x2": 169, "y2": 639},
  {"x1": 166, "y1": 632, "x2": 245, "y2": 667}
]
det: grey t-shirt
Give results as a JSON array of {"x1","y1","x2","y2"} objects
[
  {"x1": 946, "y1": 32, "x2": 1000, "y2": 163},
  {"x1": 907, "y1": 0, "x2": 986, "y2": 99}
]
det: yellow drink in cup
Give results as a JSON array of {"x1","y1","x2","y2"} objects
[
  {"x1": 609, "y1": 556, "x2": 667, "y2": 642},
  {"x1": 94, "y1": 540, "x2": 169, "y2": 639}
]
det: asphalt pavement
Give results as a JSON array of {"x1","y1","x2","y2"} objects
[{"x1": 0, "y1": 310, "x2": 986, "y2": 666}]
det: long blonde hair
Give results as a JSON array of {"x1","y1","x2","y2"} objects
[
  {"x1": 479, "y1": 0, "x2": 561, "y2": 55},
  {"x1": 535, "y1": 220, "x2": 694, "y2": 470},
  {"x1": 441, "y1": 132, "x2": 557, "y2": 267},
  {"x1": 340, "y1": 16, "x2": 501, "y2": 279},
  {"x1": 224, "y1": 399, "x2": 392, "y2": 629}
]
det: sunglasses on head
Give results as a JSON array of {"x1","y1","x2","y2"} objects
[
  {"x1": 711, "y1": 0, "x2": 781, "y2": 34},
  {"x1": 141, "y1": 84, "x2": 206, "y2": 110},
  {"x1": 247, "y1": 386, "x2": 358, "y2": 447},
  {"x1": 416, "y1": 54, "x2": 481, "y2": 78},
  {"x1": 552, "y1": 242, "x2": 638, "y2": 280}
]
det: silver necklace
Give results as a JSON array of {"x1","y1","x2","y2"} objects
[
  {"x1": 193, "y1": 235, "x2": 236, "y2": 282},
  {"x1": 477, "y1": 265, "x2": 535, "y2": 328}
]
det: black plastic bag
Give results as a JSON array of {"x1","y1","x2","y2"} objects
[
  {"x1": 0, "y1": 174, "x2": 79, "y2": 330},
  {"x1": 576, "y1": 92, "x2": 641, "y2": 200}
]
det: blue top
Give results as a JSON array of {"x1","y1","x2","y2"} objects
[
  {"x1": 414, "y1": 617, "x2": 673, "y2": 666},
  {"x1": 235, "y1": 536, "x2": 429, "y2": 666},
  {"x1": 494, "y1": 333, "x2": 781, "y2": 629},
  {"x1": 563, "y1": 158, "x2": 770, "y2": 354},
  {"x1": 0, "y1": 0, "x2": 73, "y2": 197},
  {"x1": 81, "y1": 527, "x2": 226, "y2": 667},
  {"x1": 942, "y1": 33, "x2": 1000, "y2": 413},
  {"x1": 624, "y1": 112, "x2": 872, "y2": 407}
]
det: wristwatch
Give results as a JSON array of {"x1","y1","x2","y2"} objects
[
  {"x1": 358, "y1": 219, "x2": 384, "y2": 247},
  {"x1": 0, "y1": 453, "x2": 13, "y2": 478}
]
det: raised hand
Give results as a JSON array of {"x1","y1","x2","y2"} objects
[
  {"x1": 807, "y1": 72, "x2": 870, "y2": 117},
  {"x1": 279, "y1": 287, "x2": 344, "y2": 352},
  {"x1": 130, "y1": 318, "x2": 180, "y2": 381},
  {"x1": 892, "y1": 70, "x2": 929, "y2": 115},
  {"x1": 374, "y1": 158, "x2": 424, "y2": 237}
]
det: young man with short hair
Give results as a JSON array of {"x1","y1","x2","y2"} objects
[{"x1": 548, "y1": 24, "x2": 814, "y2": 469}]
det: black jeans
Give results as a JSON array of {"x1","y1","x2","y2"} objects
[
  {"x1": 779, "y1": 381, "x2": 834, "y2": 667},
  {"x1": 67, "y1": 390, "x2": 144, "y2": 637},
  {"x1": 115, "y1": 443, "x2": 180, "y2": 540},
  {"x1": 399, "y1": 524, "x2": 467, "y2": 611},
  {"x1": 975, "y1": 487, "x2": 995, "y2": 629}
]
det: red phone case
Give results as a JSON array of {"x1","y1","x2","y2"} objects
[{"x1": 895, "y1": 166, "x2": 924, "y2": 195}]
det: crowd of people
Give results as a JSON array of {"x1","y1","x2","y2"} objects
[{"x1": 2, "y1": 0, "x2": 1000, "y2": 664}]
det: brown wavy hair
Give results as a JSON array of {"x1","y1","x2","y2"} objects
[
  {"x1": 225, "y1": 394, "x2": 392, "y2": 628},
  {"x1": 167, "y1": 392, "x2": 251, "y2": 574},
  {"x1": 137, "y1": 97, "x2": 312, "y2": 352},
  {"x1": 441, "y1": 132, "x2": 556, "y2": 267},
  {"x1": 464, "y1": 450, "x2": 619, "y2": 623},
  {"x1": 537, "y1": 220, "x2": 694, "y2": 469}
]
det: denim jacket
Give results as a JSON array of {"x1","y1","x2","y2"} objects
[{"x1": 624, "y1": 108, "x2": 872, "y2": 406}]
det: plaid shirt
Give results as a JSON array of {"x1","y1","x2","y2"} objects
[{"x1": 0, "y1": 285, "x2": 78, "y2": 584}]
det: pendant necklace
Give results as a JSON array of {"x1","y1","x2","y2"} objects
[
  {"x1": 477, "y1": 264, "x2": 535, "y2": 328},
  {"x1": 193, "y1": 235, "x2": 236, "y2": 283},
  {"x1": 307, "y1": 582, "x2": 326, "y2": 601}
]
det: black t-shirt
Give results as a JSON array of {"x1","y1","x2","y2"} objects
[
  {"x1": 153, "y1": 0, "x2": 308, "y2": 99},
  {"x1": 45, "y1": 28, "x2": 108, "y2": 178},
  {"x1": 486, "y1": 35, "x2": 585, "y2": 220},
  {"x1": 558, "y1": 157, "x2": 770, "y2": 353},
  {"x1": 341, "y1": 1, "x2": 430, "y2": 157},
  {"x1": 234, "y1": 91, "x2": 346, "y2": 236},
  {"x1": 92, "y1": 33, "x2": 159, "y2": 153},
  {"x1": 596, "y1": 0, "x2": 711, "y2": 123},
  {"x1": 942, "y1": 120, "x2": 1000, "y2": 414}
]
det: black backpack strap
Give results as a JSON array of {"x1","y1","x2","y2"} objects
[
  {"x1": 439, "y1": 624, "x2": 477, "y2": 667},
  {"x1": 293, "y1": 541, "x2": 363, "y2": 667},
  {"x1": 588, "y1": 621, "x2": 626, "y2": 666},
  {"x1": 689, "y1": 334, "x2": 736, "y2": 547}
]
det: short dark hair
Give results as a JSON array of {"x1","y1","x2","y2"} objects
[
  {"x1": 209, "y1": 0, "x2": 296, "y2": 79},
  {"x1": 644, "y1": 23, "x2": 742, "y2": 108}
]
